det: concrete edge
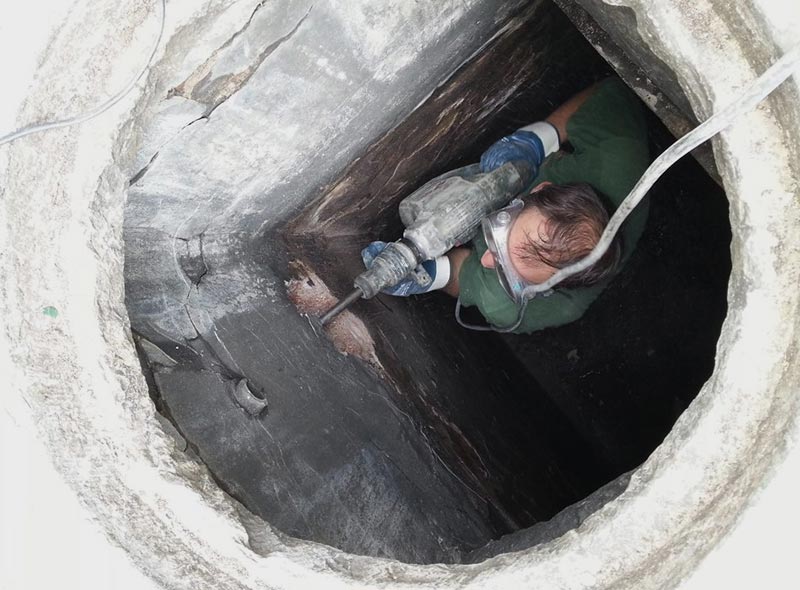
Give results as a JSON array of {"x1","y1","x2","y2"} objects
[{"x1": 2, "y1": 0, "x2": 798, "y2": 588}]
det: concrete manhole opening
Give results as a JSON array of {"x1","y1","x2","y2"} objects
[
  {"x1": 123, "y1": 0, "x2": 733, "y2": 566},
  {"x1": 3, "y1": 0, "x2": 798, "y2": 585}
]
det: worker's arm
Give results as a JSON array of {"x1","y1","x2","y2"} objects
[
  {"x1": 543, "y1": 82, "x2": 599, "y2": 145},
  {"x1": 479, "y1": 81, "x2": 600, "y2": 176}
]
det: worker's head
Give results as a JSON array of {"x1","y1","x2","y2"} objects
[{"x1": 480, "y1": 182, "x2": 622, "y2": 298}]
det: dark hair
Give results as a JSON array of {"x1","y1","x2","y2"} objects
[{"x1": 516, "y1": 182, "x2": 622, "y2": 288}]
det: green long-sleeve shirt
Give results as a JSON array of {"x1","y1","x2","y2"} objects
[{"x1": 458, "y1": 78, "x2": 650, "y2": 333}]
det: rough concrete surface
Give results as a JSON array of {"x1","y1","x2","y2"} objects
[{"x1": 1, "y1": 0, "x2": 799, "y2": 589}]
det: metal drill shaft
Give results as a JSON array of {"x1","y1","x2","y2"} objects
[{"x1": 319, "y1": 288, "x2": 363, "y2": 326}]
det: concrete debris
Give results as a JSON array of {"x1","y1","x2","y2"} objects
[{"x1": 285, "y1": 263, "x2": 385, "y2": 373}]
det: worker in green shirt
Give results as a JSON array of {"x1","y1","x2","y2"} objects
[{"x1": 362, "y1": 78, "x2": 650, "y2": 333}]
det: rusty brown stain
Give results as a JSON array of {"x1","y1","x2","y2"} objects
[
  {"x1": 286, "y1": 261, "x2": 385, "y2": 374},
  {"x1": 168, "y1": 6, "x2": 312, "y2": 113}
]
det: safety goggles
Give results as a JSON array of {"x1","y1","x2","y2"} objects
[{"x1": 481, "y1": 198, "x2": 531, "y2": 305}]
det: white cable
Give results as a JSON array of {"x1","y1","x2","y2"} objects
[
  {"x1": 521, "y1": 44, "x2": 800, "y2": 299},
  {"x1": 0, "y1": 0, "x2": 166, "y2": 146}
]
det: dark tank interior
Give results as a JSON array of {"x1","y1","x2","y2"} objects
[{"x1": 125, "y1": 0, "x2": 731, "y2": 564}]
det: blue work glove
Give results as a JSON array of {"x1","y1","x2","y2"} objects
[
  {"x1": 480, "y1": 129, "x2": 546, "y2": 175},
  {"x1": 361, "y1": 241, "x2": 450, "y2": 296}
]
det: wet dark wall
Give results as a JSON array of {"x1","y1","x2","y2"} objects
[{"x1": 286, "y1": 1, "x2": 622, "y2": 530}]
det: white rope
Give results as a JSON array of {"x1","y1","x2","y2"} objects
[
  {"x1": 0, "y1": 0, "x2": 166, "y2": 146},
  {"x1": 521, "y1": 44, "x2": 800, "y2": 299}
]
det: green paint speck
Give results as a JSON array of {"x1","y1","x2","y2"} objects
[{"x1": 43, "y1": 306, "x2": 59, "y2": 318}]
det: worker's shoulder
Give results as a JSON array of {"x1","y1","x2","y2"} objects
[
  {"x1": 568, "y1": 78, "x2": 647, "y2": 144},
  {"x1": 592, "y1": 77, "x2": 641, "y2": 107}
]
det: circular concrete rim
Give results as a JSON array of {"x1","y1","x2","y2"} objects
[{"x1": 3, "y1": 0, "x2": 798, "y2": 589}]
